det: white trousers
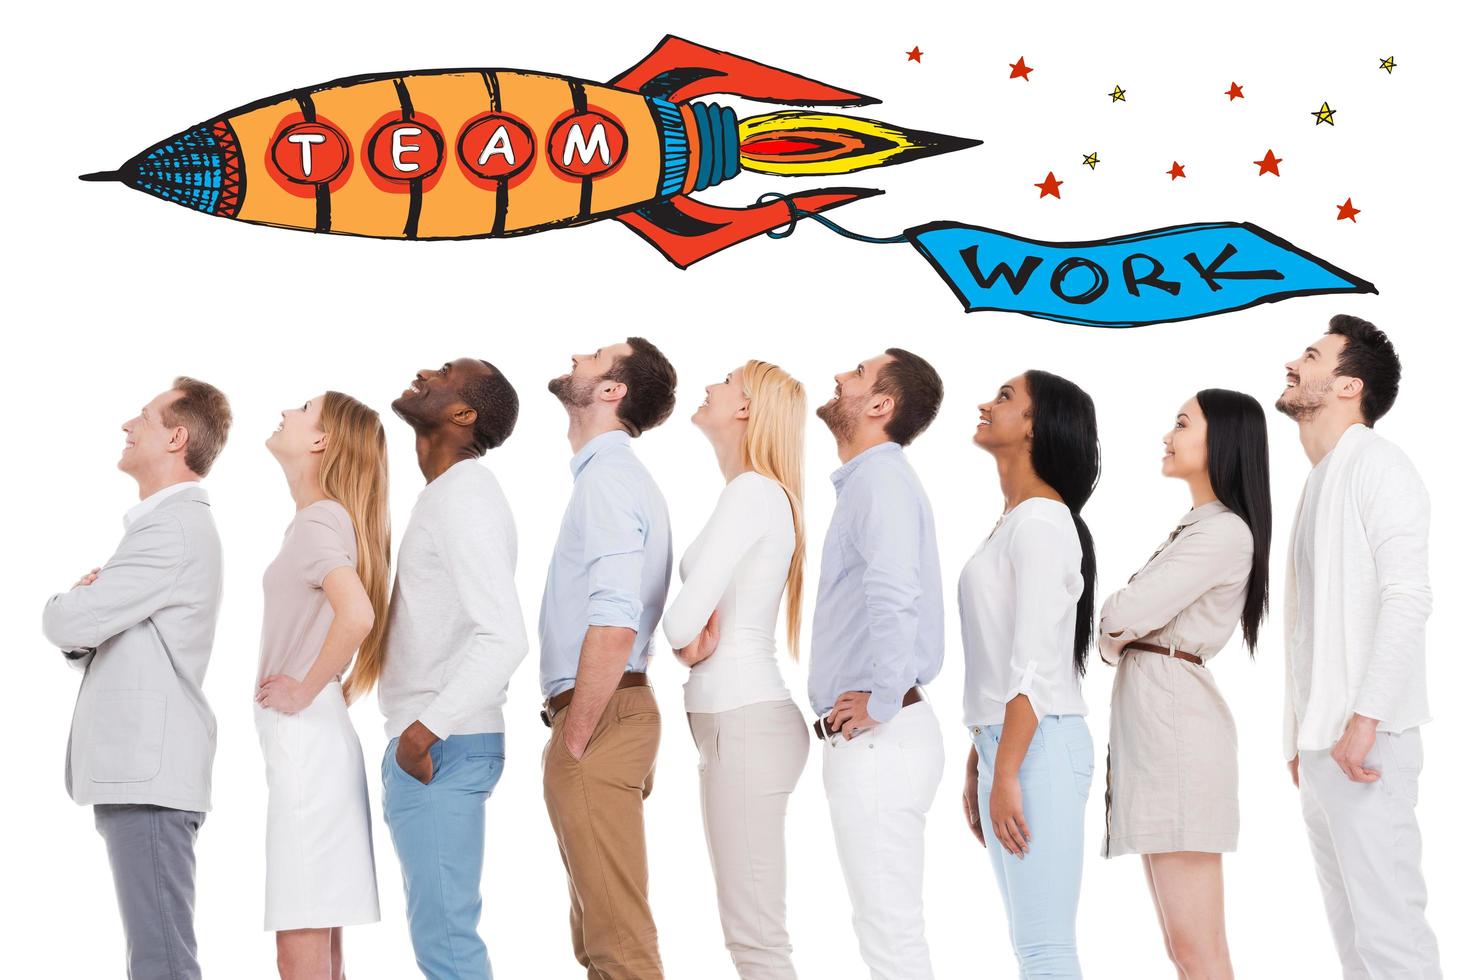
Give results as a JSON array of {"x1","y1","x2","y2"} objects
[
  {"x1": 821, "y1": 700, "x2": 945, "y2": 980},
  {"x1": 1299, "y1": 727, "x2": 1441, "y2": 979},
  {"x1": 690, "y1": 698, "x2": 811, "y2": 980}
]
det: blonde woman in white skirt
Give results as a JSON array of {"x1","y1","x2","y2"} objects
[
  {"x1": 1098, "y1": 389, "x2": 1272, "y2": 980},
  {"x1": 255, "y1": 392, "x2": 390, "y2": 980}
]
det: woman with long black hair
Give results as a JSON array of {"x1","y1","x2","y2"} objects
[
  {"x1": 959, "y1": 370, "x2": 1100, "y2": 980},
  {"x1": 1096, "y1": 389, "x2": 1271, "y2": 979}
]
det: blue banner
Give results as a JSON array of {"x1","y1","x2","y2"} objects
[{"x1": 906, "y1": 221, "x2": 1376, "y2": 327}]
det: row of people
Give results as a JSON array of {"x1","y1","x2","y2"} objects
[{"x1": 42, "y1": 313, "x2": 1437, "y2": 980}]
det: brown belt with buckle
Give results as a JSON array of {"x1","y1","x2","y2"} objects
[
  {"x1": 541, "y1": 672, "x2": 649, "y2": 727},
  {"x1": 1123, "y1": 641, "x2": 1204, "y2": 666},
  {"x1": 814, "y1": 686, "x2": 922, "y2": 740}
]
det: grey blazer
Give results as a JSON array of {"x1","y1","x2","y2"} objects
[{"x1": 42, "y1": 486, "x2": 222, "y2": 810}]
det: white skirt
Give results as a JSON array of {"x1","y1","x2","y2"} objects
[{"x1": 254, "y1": 680, "x2": 380, "y2": 931}]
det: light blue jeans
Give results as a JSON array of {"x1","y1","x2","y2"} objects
[
  {"x1": 974, "y1": 714, "x2": 1093, "y2": 979},
  {"x1": 382, "y1": 732, "x2": 505, "y2": 980}
]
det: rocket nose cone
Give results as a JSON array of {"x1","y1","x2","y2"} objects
[{"x1": 84, "y1": 120, "x2": 243, "y2": 218}]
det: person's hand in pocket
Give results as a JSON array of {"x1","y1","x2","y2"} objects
[{"x1": 396, "y1": 720, "x2": 439, "y2": 784}]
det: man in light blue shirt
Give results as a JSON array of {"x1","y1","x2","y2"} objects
[
  {"x1": 811, "y1": 348, "x2": 947, "y2": 979},
  {"x1": 539, "y1": 337, "x2": 675, "y2": 980}
]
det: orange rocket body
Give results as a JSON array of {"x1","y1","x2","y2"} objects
[{"x1": 84, "y1": 36, "x2": 980, "y2": 266}]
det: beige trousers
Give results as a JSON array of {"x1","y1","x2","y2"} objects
[
  {"x1": 689, "y1": 698, "x2": 811, "y2": 980},
  {"x1": 543, "y1": 685, "x2": 664, "y2": 980}
]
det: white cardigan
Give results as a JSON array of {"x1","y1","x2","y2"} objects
[{"x1": 1283, "y1": 424, "x2": 1433, "y2": 758}]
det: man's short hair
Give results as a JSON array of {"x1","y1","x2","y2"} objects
[
  {"x1": 608, "y1": 337, "x2": 677, "y2": 437},
  {"x1": 873, "y1": 348, "x2": 943, "y2": 446},
  {"x1": 1328, "y1": 314, "x2": 1401, "y2": 425},
  {"x1": 462, "y1": 361, "x2": 519, "y2": 454},
  {"x1": 165, "y1": 376, "x2": 232, "y2": 476}
]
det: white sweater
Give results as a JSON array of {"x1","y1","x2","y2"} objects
[
  {"x1": 379, "y1": 460, "x2": 528, "y2": 739},
  {"x1": 1283, "y1": 424, "x2": 1433, "y2": 758},
  {"x1": 662, "y1": 471, "x2": 796, "y2": 715}
]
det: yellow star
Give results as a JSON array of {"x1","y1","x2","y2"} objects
[
  {"x1": 1082, "y1": 152, "x2": 1099, "y2": 170},
  {"x1": 1109, "y1": 85, "x2": 1126, "y2": 103},
  {"x1": 1379, "y1": 56, "x2": 1396, "y2": 74},
  {"x1": 1312, "y1": 101, "x2": 1336, "y2": 125}
]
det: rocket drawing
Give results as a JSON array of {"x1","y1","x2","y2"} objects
[{"x1": 81, "y1": 36, "x2": 980, "y2": 267}]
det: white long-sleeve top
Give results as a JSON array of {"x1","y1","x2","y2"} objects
[
  {"x1": 1284, "y1": 423, "x2": 1432, "y2": 758},
  {"x1": 379, "y1": 459, "x2": 528, "y2": 739},
  {"x1": 662, "y1": 471, "x2": 796, "y2": 715},
  {"x1": 960, "y1": 497, "x2": 1087, "y2": 726}
]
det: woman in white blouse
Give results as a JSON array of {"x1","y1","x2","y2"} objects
[
  {"x1": 959, "y1": 371, "x2": 1100, "y2": 980},
  {"x1": 1097, "y1": 389, "x2": 1271, "y2": 979},
  {"x1": 662, "y1": 360, "x2": 810, "y2": 980}
]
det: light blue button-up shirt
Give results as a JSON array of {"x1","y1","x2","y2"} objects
[
  {"x1": 539, "y1": 430, "x2": 672, "y2": 699},
  {"x1": 809, "y1": 441, "x2": 943, "y2": 722}
]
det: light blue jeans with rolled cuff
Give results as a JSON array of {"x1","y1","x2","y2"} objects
[
  {"x1": 382, "y1": 732, "x2": 506, "y2": 980},
  {"x1": 973, "y1": 714, "x2": 1093, "y2": 979}
]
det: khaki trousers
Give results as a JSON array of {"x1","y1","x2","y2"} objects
[{"x1": 543, "y1": 685, "x2": 664, "y2": 980}]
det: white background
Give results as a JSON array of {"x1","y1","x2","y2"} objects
[{"x1": 5, "y1": 2, "x2": 1464, "y2": 976}]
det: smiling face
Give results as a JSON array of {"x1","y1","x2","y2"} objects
[
  {"x1": 265, "y1": 393, "x2": 328, "y2": 462},
  {"x1": 392, "y1": 358, "x2": 489, "y2": 429},
  {"x1": 816, "y1": 353, "x2": 893, "y2": 441},
  {"x1": 1275, "y1": 333, "x2": 1346, "y2": 422},
  {"x1": 118, "y1": 388, "x2": 186, "y2": 478},
  {"x1": 692, "y1": 365, "x2": 749, "y2": 437},
  {"x1": 1162, "y1": 397, "x2": 1208, "y2": 480},
  {"x1": 547, "y1": 342, "x2": 633, "y2": 409},
  {"x1": 973, "y1": 374, "x2": 1031, "y2": 455}
]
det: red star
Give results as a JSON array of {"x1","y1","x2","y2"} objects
[
  {"x1": 1226, "y1": 81, "x2": 1245, "y2": 100},
  {"x1": 1009, "y1": 57, "x2": 1033, "y2": 81},
  {"x1": 1035, "y1": 171, "x2": 1063, "y2": 199},
  {"x1": 1254, "y1": 149, "x2": 1283, "y2": 176},
  {"x1": 907, "y1": 46, "x2": 923, "y2": 63},
  {"x1": 1167, "y1": 161, "x2": 1187, "y2": 180},
  {"x1": 1337, "y1": 198, "x2": 1361, "y2": 222}
]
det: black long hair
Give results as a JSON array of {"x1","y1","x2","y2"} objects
[
  {"x1": 1196, "y1": 388, "x2": 1272, "y2": 654},
  {"x1": 1024, "y1": 370, "x2": 1101, "y2": 676}
]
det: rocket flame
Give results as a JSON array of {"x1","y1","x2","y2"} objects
[{"x1": 737, "y1": 111, "x2": 980, "y2": 177}]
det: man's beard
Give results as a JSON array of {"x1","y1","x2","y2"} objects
[
  {"x1": 816, "y1": 393, "x2": 861, "y2": 441},
  {"x1": 1274, "y1": 378, "x2": 1331, "y2": 422},
  {"x1": 548, "y1": 374, "x2": 600, "y2": 409}
]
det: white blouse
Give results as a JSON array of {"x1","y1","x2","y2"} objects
[
  {"x1": 662, "y1": 471, "x2": 797, "y2": 715},
  {"x1": 959, "y1": 497, "x2": 1087, "y2": 727}
]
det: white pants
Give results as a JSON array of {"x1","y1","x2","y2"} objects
[
  {"x1": 690, "y1": 698, "x2": 811, "y2": 980},
  {"x1": 1299, "y1": 728, "x2": 1441, "y2": 979},
  {"x1": 821, "y1": 699, "x2": 944, "y2": 980}
]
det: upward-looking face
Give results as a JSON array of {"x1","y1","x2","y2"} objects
[
  {"x1": 548, "y1": 342, "x2": 633, "y2": 408},
  {"x1": 816, "y1": 353, "x2": 893, "y2": 440},
  {"x1": 973, "y1": 374, "x2": 1031, "y2": 455},
  {"x1": 692, "y1": 365, "x2": 749, "y2": 435},
  {"x1": 118, "y1": 388, "x2": 186, "y2": 477},
  {"x1": 1162, "y1": 397, "x2": 1208, "y2": 480},
  {"x1": 392, "y1": 358, "x2": 489, "y2": 428},
  {"x1": 1275, "y1": 333, "x2": 1346, "y2": 422},
  {"x1": 266, "y1": 393, "x2": 328, "y2": 461}
]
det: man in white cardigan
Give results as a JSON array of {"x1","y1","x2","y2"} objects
[{"x1": 1276, "y1": 314, "x2": 1440, "y2": 978}]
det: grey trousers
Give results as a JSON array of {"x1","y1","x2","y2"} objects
[{"x1": 94, "y1": 804, "x2": 206, "y2": 980}]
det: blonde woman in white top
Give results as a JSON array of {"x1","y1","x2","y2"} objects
[
  {"x1": 1098, "y1": 389, "x2": 1272, "y2": 980},
  {"x1": 663, "y1": 360, "x2": 810, "y2": 980}
]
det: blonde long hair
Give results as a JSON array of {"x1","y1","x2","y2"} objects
[
  {"x1": 319, "y1": 392, "x2": 391, "y2": 704},
  {"x1": 740, "y1": 361, "x2": 806, "y2": 659}
]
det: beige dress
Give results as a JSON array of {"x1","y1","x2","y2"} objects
[{"x1": 1098, "y1": 500, "x2": 1254, "y2": 857}]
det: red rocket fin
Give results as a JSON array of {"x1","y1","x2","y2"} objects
[
  {"x1": 609, "y1": 35, "x2": 877, "y2": 107},
  {"x1": 615, "y1": 187, "x2": 883, "y2": 268}
]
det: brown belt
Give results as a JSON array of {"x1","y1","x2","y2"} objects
[
  {"x1": 814, "y1": 686, "x2": 922, "y2": 741},
  {"x1": 540, "y1": 672, "x2": 649, "y2": 728},
  {"x1": 1124, "y1": 641, "x2": 1204, "y2": 666}
]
